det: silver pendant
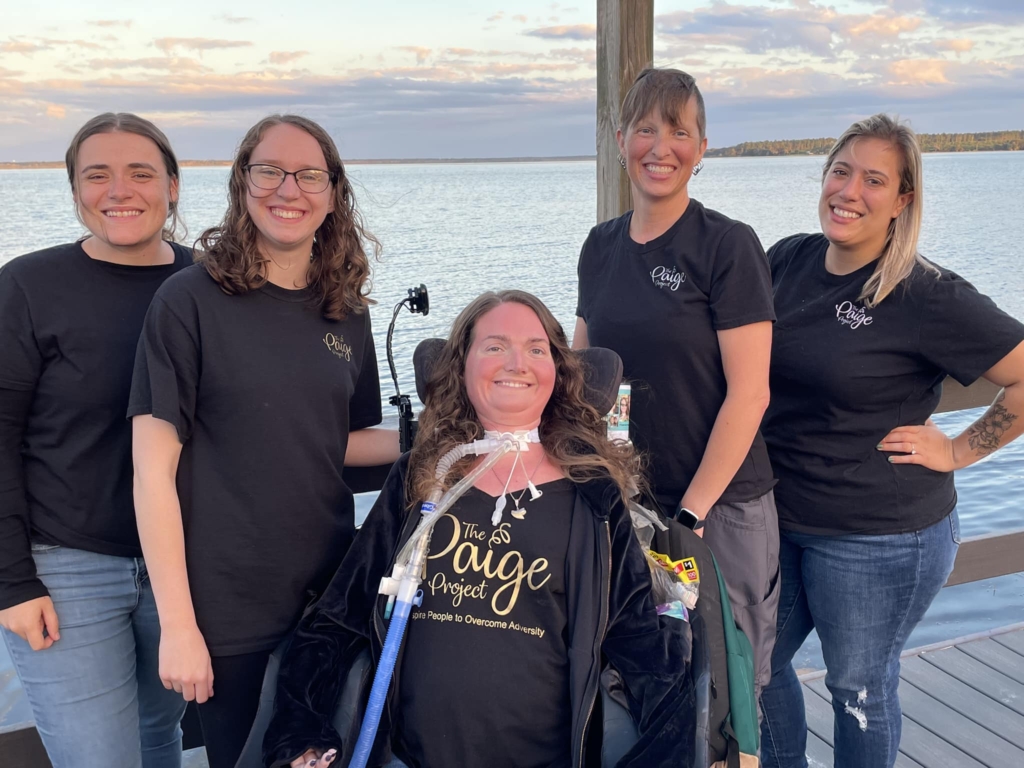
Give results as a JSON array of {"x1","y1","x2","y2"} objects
[
  {"x1": 491, "y1": 495, "x2": 507, "y2": 526},
  {"x1": 511, "y1": 504, "x2": 527, "y2": 520}
]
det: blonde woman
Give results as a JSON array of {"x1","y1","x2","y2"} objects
[{"x1": 759, "y1": 114, "x2": 1024, "y2": 768}]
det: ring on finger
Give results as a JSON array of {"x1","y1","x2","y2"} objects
[{"x1": 911, "y1": 443, "x2": 916, "y2": 455}]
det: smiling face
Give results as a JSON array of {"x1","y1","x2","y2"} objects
[
  {"x1": 463, "y1": 302, "x2": 557, "y2": 431},
  {"x1": 617, "y1": 97, "x2": 707, "y2": 211},
  {"x1": 819, "y1": 136, "x2": 912, "y2": 258},
  {"x1": 244, "y1": 122, "x2": 334, "y2": 257},
  {"x1": 73, "y1": 131, "x2": 177, "y2": 251}
]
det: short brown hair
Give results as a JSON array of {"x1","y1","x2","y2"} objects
[
  {"x1": 619, "y1": 67, "x2": 706, "y2": 139},
  {"x1": 197, "y1": 114, "x2": 381, "y2": 320},
  {"x1": 65, "y1": 112, "x2": 184, "y2": 241}
]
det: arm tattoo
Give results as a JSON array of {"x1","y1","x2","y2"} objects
[{"x1": 966, "y1": 391, "x2": 1019, "y2": 456}]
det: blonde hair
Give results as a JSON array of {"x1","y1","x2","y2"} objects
[{"x1": 823, "y1": 114, "x2": 936, "y2": 307}]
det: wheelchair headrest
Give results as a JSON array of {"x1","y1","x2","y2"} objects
[{"x1": 413, "y1": 338, "x2": 623, "y2": 415}]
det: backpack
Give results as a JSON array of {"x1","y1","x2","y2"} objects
[{"x1": 651, "y1": 521, "x2": 759, "y2": 767}]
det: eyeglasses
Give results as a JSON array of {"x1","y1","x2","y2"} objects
[{"x1": 245, "y1": 164, "x2": 335, "y2": 193}]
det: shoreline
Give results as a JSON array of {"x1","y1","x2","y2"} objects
[
  {"x1": 4, "y1": 146, "x2": 1023, "y2": 170},
  {"x1": 0, "y1": 156, "x2": 597, "y2": 170}
]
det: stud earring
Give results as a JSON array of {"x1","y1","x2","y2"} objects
[{"x1": 618, "y1": 155, "x2": 626, "y2": 170}]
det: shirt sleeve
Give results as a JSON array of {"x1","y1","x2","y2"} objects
[
  {"x1": 709, "y1": 223, "x2": 776, "y2": 330},
  {"x1": 0, "y1": 269, "x2": 41, "y2": 391},
  {"x1": 126, "y1": 291, "x2": 201, "y2": 442},
  {"x1": 575, "y1": 234, "x2": 592, "y2": 320},
  {"x1": 0, "y1": 387, "x2": 49, "y2": 610},
  {"x1": 349, "y1": 311, "x2": 383, "y2": 432},
  {"x1": 918, "y1": 271, "x2": 1024, "y2": 386}
]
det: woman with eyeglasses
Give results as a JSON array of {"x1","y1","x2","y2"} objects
[{"x1": 129, "y1": 115, "x2": 398, "y2": 768}]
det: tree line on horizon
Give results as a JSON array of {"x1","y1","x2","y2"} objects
[{"x1": 706, "y1": 130, "x2": 1024, "y2": 157}]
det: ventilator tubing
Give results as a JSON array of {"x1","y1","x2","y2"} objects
[{"x1": 347, "y1": 431, "x2": 536, "y2": 768}]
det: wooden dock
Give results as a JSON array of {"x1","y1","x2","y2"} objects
[{"x1": 799, "y1": 623, "x2": 1024, "y2": 767}]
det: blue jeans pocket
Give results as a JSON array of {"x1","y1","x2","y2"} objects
[{"x1": 949, "y1": 509, "x2": 962, "y2": 545}]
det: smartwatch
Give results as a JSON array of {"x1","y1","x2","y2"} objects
[{"x1": 674, "y1": 503, "x2": 705, "y2": 531}]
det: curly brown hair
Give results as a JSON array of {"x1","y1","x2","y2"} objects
[
  {"x1": 407, "y1": 290, "x2": 642, "y2": 507},
  {"x1": 197, "y1": 115, "x2": 381, "y2": 319}
]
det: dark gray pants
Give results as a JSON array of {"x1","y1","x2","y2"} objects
[{"x1": 703, "y1": 490, "x2": 781, "y2": 702}]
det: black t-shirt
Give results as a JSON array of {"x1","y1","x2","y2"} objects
[
  {"x1": 763, "y1": 233, "x2": 1024, "y2": 535},
  {"x1": 576, "y1": 200, "x2": 776, "y2": 505},
  {"x1": 128, "y1": 264, "x2": 382, "y2": 655},
  {"x1": 0, "y1": 241, "x2": 191, "y2": 610},
  {"x1": 395, "y1": 479, "x2": 574, "y2": 768}
]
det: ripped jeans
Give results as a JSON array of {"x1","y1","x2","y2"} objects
[{"x1": 759, "y1": 510, "x2": 960, "y2": 768}]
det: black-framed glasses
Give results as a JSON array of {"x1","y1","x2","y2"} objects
[{"x1": 245, "y1": 164, "x2": 335, "y2": 193}]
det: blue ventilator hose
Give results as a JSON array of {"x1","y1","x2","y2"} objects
[
  {"x1": 348, "y1": 595, "x2": 418, "y2": 768},
  {"x1": 345, "y1": 433, "x2": 531, "y2": 768}
]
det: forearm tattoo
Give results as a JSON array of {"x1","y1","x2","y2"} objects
[{"x1": 966, "y1": 391, "x2": 1019, "y2": 456}]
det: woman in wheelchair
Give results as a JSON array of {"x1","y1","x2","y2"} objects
[{"x1": 263, "y1": 290, "x2": 696, "y2": 768}]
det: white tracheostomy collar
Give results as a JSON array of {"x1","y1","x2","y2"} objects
[{"x1": 482, "y1": 428, "x2": 543, "y2": 524}]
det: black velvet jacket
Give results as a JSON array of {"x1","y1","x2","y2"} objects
[{"x1": 263, "y1": 455, "x2": 695, "y2": 768}]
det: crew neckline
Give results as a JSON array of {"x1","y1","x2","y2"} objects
[{"x1": 620, "y1": 199, "x2": 700, "y2": 255}]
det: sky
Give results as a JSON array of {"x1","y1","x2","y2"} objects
[{"x1": 1, "y1": 1, "x2": 1022, "y2": 161}]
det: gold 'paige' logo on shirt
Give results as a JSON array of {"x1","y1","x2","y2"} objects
[
  {"x1": 835, "y1": 300, "x2": 873, "y2": 330},
  {"x1": 651, "y1": 265, "x2": 686, "y2": 291},
  {"x1": 427, "y1": 515, "x2": 551, "y2": 616},
  {"x1": 322, "y1": 332, "x2": 353, "y2": 361}
]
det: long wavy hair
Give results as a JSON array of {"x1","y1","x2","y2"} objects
[
  {"x1": 407, "y1": 290, "x2": 642, "y2": 507},
  {"x1": 65, "y1": 112, "x2": 184, "y2": 241},
  {"x1": 197, "y1": 115, "x2": 381, "y2": 319},
  {"x1": 822, "y1": 114, "x2": 936, "y2": 307}
]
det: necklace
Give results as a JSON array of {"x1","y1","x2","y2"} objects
[{"x1": 489, "y1": 449, "x2": 545, "y2": 525}]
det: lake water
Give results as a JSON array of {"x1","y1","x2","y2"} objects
[{"x1": 1, "y1": 155, "x2": 1022, "y2": 675}]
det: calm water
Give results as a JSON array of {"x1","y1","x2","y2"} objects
[{"x1": 1, "y1": 155, "x2": 1022, "y2": 673}]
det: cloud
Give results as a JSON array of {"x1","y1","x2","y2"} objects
[
  {"x1": 87, "y1": 57, "x2": 210, "y2": 73},
  {"x1": 217, "y1": 14, "x2": 253, "y2": 24},
  {"x1": 918, "y1": 0, "x2": 1024, "y2": 26},
  {"x1": 886, "y1": 58, "x2": 951, "y2": 85},
  {"x1": 87, "y1": 20, "x2": 132, "y2": 28},
  {"x1": 268, "y1": 51, "x2": 309, "y2": 65},
  {"x1": 524, "y1": 24, "x2": 596, "y2": 40},
  {"x1": 0, "y1": 40, "x2": 50, "y2": 55},
  {"x1": 934, "y1": 38, "x2": 975, "y2": 54},
  {"x1": 45, "y1": 104, "x2": 66, "y2": 119},
  {"x1": 396, "y1": 46, "x2": 432, "y2": 65},
  {"x1": 154, "y1": 38, "x2": 253, "y2": 54},
  {"x1": 487, "y1": 12, "x2": 505, "y2": 22},
  {"x1": 512, "y1": 14, "x2": 528, "y2": 23}
]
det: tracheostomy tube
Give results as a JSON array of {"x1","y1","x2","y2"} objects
[{"x1": 346, "y1": 429, "x2": 540, "y2": 768}]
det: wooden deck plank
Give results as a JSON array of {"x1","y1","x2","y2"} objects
[
  {"x1": 897, "y1": 678, "x2": 1024, "y2": 767},
  {"x1": 919, "y1": 647, "x2": 1024, "y2": 716},
  {"x1": 802, "y1": 682, "x2": 837, "y2": 745},
  {"x1": 957, "y1": 639, "x2": 1024, "y2": 685},
  {"x1": 803, "y1": 679, "x2": 925, "y2": 768},
  {"x1": 899, "y1": 718, "x2": 986, "y2": 768},
  {"x1": 992, "y1": 630, "x2": 1024, "y2": 657},
  {"x1": 805, "y1": 731, "x2": 834, "y2": 768},
  {"x1": 900, "y1": 656, "x2": 1024, "y2": 749}
]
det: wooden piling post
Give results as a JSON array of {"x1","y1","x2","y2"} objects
[{"x1": 596, "y1": 0, "x2": 654, "y2": 223}]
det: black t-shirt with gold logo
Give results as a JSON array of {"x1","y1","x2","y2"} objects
[
  {"x1": 395, "y1": 478, "x2": 575, "y2": 768},
  {"x1": 128, "y1": 264, "x2": 382, "y2": 654}
]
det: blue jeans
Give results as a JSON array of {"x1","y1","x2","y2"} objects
[
  {"x1": 1, "y1": 545, "x2": 186, "y2": 768},
  {"x1": 759, "y1": 511, "x2": 960, "y2": 768}
]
